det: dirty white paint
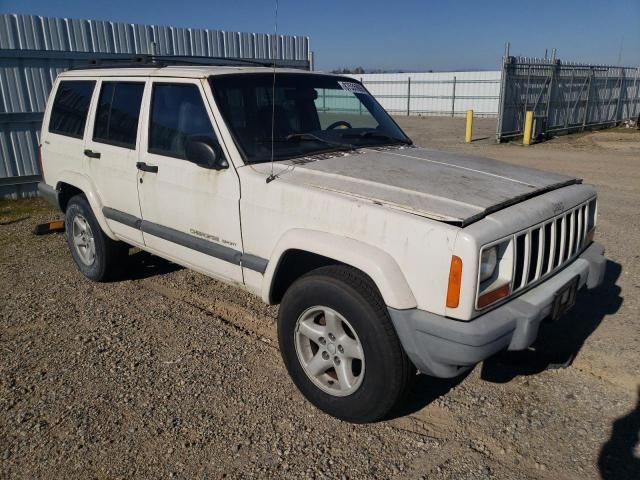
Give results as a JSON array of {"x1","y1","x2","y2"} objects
[{"x1": 41, "y1": 66, "x2": 598, "y2": 321}]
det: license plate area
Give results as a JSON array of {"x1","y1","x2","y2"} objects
[{"x1": 551, "y1": 276, "x2": 579, "y2": 321}]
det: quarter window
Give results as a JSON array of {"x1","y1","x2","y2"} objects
[
  {"x1": 93, "y1": 82, "x2": 145, "y2": 149},
  {"x1": 49, "y1": 80, "x2": 96, "y2": 138},
  {"x1": 148, "y1": 83, "x2": 217, "y2": 159}
]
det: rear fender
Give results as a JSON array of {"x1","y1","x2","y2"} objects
[{"x1": 55, "y1": 171, "x2": 117, "y2": 240}]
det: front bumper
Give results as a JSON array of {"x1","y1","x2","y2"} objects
[{"x1": 389, "y1": 241, "x2": 606, "y2": 378}]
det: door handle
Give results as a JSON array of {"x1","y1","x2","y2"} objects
[
  {"x1": 84, "y1": 149, "x2": 101, "y2": 159},
  {"x1": 136, "y1": 162, "x2": 158, "y2": 173}
]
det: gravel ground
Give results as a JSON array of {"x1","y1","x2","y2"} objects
[{"x1": 1, "y1": 121, "x2": 639, "y2": 479}]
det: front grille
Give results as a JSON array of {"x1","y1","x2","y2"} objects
[{"x1": 511, "y1": 198, "x2": 596, "y2": 293}]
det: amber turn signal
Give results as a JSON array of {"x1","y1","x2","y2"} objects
[
  {"x1": 477, "y1": 283, "x2": 510, "y2": 308},
  {"x1": 446, "y1": 255, "x2": 463, "y2": 308}
]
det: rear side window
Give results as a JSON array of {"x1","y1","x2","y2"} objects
[
  {"x1": 148, "y1": 83, "x2": 217, "y2": 159},
  {"x1": 49, "y1": 80, "x2": 96, "y2": 138},
  {"x1": 93, "y1": 82, "x2": 145, "y2": 149}
]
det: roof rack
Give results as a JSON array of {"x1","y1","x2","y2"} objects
[{"x1": 68, "y1": 54, "x2": 309, "y2": 71}]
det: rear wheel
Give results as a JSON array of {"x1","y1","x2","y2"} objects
[
  {"x1": 278, "y1": 265, "x2": 415, "y2": 423},
  {"x1": 65, "y1": 195, "x2": 128, "y2": 281}
]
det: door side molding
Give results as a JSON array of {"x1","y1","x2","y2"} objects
[
  {"x1": 101, "y1": 207, "x2": 267, "y2": 273},
  {"x1": 103, "y1": 207, "x2": 141, "y2": 229}
]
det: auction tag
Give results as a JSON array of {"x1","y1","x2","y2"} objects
[{"x1": 338, "y1": 81, "x2": 369, "y2": 95}]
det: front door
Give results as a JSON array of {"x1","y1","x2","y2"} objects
[
  {"x1": 84, "y1": 78, "x2": 146, "y2": 244},
  {"x1": 136, "y1": 79, "x2": 243, "y2": 283}
]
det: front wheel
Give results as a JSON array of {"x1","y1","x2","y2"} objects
[{"x1": 278, "y1": 265, "x2": 414, "y2": 423}]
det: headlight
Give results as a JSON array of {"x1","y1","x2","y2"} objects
[
  {"x1": 477, "y1": 239, "x2": 514, "y2": 309},
  {"x1": 479, "y1": 246, "x2": 498, "y2": 282}
]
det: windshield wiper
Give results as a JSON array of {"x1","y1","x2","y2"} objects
[
  {"x1": 340, "y1": 131, "x2": 411, "y2": 145},
  {"x1": 285, "y1": 133, "x2": 358, "y2": 150},
  {"x1": 257, "y1": 133, "x2": 357, "y2": 152}
]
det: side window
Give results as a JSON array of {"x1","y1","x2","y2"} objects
[
  {"x1": 49, "y1": 80, "x2": 96, "y2": 138},
  {"x1": 149, "y1": 83, "x2": 217, "y2": 159},
  {"x1": 93, "y1": 81, "x2": 145, "y2": 149}
]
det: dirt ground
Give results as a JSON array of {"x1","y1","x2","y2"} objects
[{"x1": 1, "y1": 120, "x2": 639, "y2": 479}]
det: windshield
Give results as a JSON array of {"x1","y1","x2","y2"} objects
[{"x1": 209, "y1": 73, "x2": 411, "y2": 163}]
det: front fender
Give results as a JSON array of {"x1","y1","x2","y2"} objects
[
  {"x1": 262, "y1": 229, "x2": 417, "y2": 310},
  {"x1": 54, "y1": 171, "x2": 117, "y2": 240}
]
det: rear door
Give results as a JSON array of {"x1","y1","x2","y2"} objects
[
  {"x1": 136, "y1": 79, "x2": 243, "y2": 283},
  {"x1": 84, "y1": 78, "x2": 146, "y2": 244},
  {"x1": 41, "y1": 79, "x2": 96, "y2": 186}
]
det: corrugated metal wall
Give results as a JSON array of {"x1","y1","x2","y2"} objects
[
  {"x1": 0, "y1": 13, "x2": 310, "y2": 197},
  {"x1": 345, "y1": 71, "x2": 501, "y2": 117}
]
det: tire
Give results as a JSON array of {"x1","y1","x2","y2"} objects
[
  {"x1": 64, "y1": 195, "x2": 128, "y2": 282},
  {"x1": 278, "y1": 265, "x2": 415, "y2": 423}
]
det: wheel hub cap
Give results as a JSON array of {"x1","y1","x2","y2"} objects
[
  {"x1": 71, "y1": 214, "x2": 96, "y2": 266},
  {"x1": 294, "y1": 306, "x2": 365, "y2": 397}
]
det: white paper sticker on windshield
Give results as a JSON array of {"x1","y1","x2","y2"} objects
[{"x1": 338, "y1": 81, "x2": 368, "y2": 95}]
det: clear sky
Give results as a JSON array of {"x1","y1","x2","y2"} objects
[{"x1": 2, "y1": 0, "x2": 639, "y2": 71}]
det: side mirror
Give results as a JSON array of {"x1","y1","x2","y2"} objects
[{"x1": 185, "y1": 136, "x2": 229, "y2": 170}]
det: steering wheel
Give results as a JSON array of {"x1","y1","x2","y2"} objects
[{"x1": 326, "y1": 120, "x2": 353, "y2": 130}]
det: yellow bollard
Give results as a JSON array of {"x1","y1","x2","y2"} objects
[
  {"x1": 465, "y1": 110, "x2": 473, "y2": 143},
  {"x1": 523, "y1": 111, "x2": 534, "y2": 145}
]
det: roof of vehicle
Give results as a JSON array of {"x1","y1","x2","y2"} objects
[{"x1": 59, "y1": 65, "x2": 329, "y2": 79}]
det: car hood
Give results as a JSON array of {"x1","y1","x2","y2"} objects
[{"x1": 265, "y1": 146, "x2": 580, "y2": 226}]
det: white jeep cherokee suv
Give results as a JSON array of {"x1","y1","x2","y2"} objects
[{"x1": 38, "y1": 61, "x2": 606, "y2": 423}]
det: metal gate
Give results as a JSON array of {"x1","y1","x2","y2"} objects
[{"x1": 496, "y1": 52, "x2": 640, "y2": 141}]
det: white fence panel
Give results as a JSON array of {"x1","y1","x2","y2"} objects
[{"x1": 344, "y1": 71, "x2": 501, "y2": 117}]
